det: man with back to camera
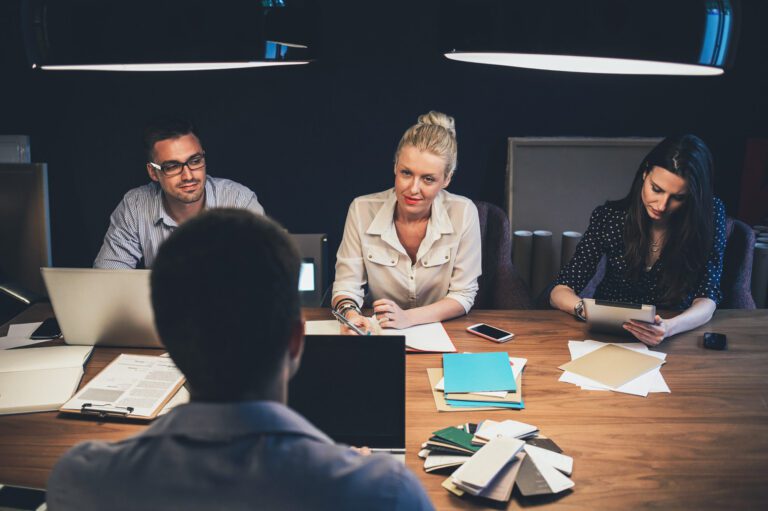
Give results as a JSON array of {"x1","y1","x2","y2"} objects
[
  {"x1": 93, "y1": 117, "x2": 265, "y2": 269},
  {"x1": 49, "y1": 209, "x2": 434, "y2": 511}
]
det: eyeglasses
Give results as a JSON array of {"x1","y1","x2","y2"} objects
[{"x1": 149, "y1": 152, "x2": 206, "y2": 177}]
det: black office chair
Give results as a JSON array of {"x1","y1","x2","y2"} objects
[{"x1": 474, "y1": 201, "x2": 531, "y2": 309}]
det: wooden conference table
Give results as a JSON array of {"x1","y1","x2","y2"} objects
[{"x1": 1, "y1": 304, "x2": 767, "y2": 510}]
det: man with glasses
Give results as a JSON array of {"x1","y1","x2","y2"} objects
[{"x1": 93, "y1": 117, "x2": 265, "y2": 269}]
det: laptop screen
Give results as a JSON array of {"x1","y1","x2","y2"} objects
[
  {"x1": 288, "y1": 335, "x2": 405, "y2": 449},
  {"x1": 298, "y1": 259, "x2": 315, "y2": 291}
]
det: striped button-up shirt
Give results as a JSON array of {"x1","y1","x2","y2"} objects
[{"x1": 94, "y1": 176, "x2": 265, "y2": 269}]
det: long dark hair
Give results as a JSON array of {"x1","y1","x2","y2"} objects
[{"x1": 609, "y1": 135, "x2": 715, "y2": 306}]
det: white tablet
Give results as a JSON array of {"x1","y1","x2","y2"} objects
[{"x1": 583, "y1": 298, "x2": 656, "y2": 335}]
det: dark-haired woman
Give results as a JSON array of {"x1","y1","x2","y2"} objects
[{"x1": 549, "y1": 135, "x2": 726, "y2": 346}]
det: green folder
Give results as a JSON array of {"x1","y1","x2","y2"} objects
[{"x1": 432, "y1": 426, "x2": 481, "y2": 452}]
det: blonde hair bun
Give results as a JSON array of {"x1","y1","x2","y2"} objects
[
  {"x1": 417, "y1": 111, "x2": 456, "y2": 138},
  {"x1": 395, "y1": 110, "x2": 459, "y2": 177}
]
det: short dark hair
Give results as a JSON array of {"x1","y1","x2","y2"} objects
[
  {"x1": 151, "y1": 209, "x2": 301, "y2": 401},
  {"x1": 143, "y1": 117, "x2": 200, "y2": 162}
]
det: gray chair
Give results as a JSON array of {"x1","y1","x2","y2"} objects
[{"x1": 474, "y1": 201, "x2": 531, "y2": 309}]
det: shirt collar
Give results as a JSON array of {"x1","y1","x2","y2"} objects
[
  {"x1": 141, "y1": 400, "x2": 333, "y2": 444},
  {"x1": 365, "y1": 189, "x2": 455, "y2": 255},
  {"x1": 152, "y1": 177, "x2": 215, "y2": 228}
]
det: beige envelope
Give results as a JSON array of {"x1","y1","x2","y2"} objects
[
  {"x1": 558, "y1": 343, "x2": 664, "y2": 389},
  {"x1": 427, "y1": 368, "x2": 500, "y2": 412}
]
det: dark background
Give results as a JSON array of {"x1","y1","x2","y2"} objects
[{"x1": 1, "y1": 1, "x2": 766, "y2": 269}]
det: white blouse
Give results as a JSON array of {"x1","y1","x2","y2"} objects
[{"x1": 332, "y1": 188, "x2": 481, "y2": 313}]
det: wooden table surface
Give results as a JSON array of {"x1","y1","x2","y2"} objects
[{"x1": 1, "y1": 304, "x2": 767, "y2": 510}]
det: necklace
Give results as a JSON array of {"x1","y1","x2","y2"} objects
[{"x1": 650, "y1": 232, "x2": 666, "y2": 253}]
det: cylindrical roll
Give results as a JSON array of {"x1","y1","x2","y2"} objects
[
  {"x1": 752, "y1": 243, "x2": 768, "y2": 308},
  {"x1": 512, "y1": 230, "x2": 533, "y2": 287},
  {"x1": 561, "y1": 231, "x2": 582, "y2": 268},
  {"x1": 531, "y1": 230, "x2": 553, "y2": 300}
]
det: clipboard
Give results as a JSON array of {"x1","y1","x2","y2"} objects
[{"x1": 60, "y1": 354, "x2": 185, "y2": 420}]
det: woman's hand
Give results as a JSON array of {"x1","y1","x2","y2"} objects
[
  {"x1": 623, "y1": 315, "x2": 668, "y2": 346},
  {"x1": 340, "y1": 310, "x2": 372, "y2": 335},
  {"x1": 373, "y1": 299, "x2": 412, "y2": 329}
]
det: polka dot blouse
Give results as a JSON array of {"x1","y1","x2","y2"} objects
[{"x1": 555, "y1": 197, "x2": 726, "y2": 310}]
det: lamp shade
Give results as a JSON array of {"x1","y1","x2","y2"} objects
[
  {"x1": 22, "y1": 0, "x2": 314, "y2": 71},
  {"x1": 442, "y1": 0, "x2": 739, "y2": 76}
]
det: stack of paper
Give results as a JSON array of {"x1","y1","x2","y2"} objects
[
  {"x1": 304, "y1": 320, "x2": 456, "y2": 352},
  {"x1": 0, "y1": 345, "x2": 93, "y2": 414},
  {"x1": 420, "y1": 421, "x2": 575, "y2": 502},
  {"x1": 559, "y1": 340, "x2": 669, "y2": 397},
  {"x1": 427, "y1": 354, "x2": 526, "y2": 411}
]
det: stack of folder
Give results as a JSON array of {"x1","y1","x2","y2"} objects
[
  {"x1": 427, "y1": 352, "x2": 527, "y2": 411},
  {"x1": 418, "y1": 420, "x2": 575, "y2": 503}
]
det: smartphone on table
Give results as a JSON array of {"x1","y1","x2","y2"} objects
[{"x1": 466, "y1": 323, "x2": 514, "y2": 343}]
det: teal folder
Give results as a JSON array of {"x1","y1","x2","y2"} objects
[
  {"x1": 442, "y1": 352, "x2": 516, "y2": 393},
  {"x1": 445, "y1": 399, "x2": 525, "y2": 409}
]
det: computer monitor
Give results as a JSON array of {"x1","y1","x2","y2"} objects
[
  {"x1": 0, "y1": 164, "x2": 52, "y2": 295},
  {"x1": 289, "y1": 234, "x2": 327, "y2": 306}
]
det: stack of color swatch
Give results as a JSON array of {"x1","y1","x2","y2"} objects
[
  {"x1": 427, "y1": 352, "x2": 526, "y2": 411},
  {"x1": 418, "y1": 420, "x2": 575, "y2": 503}
]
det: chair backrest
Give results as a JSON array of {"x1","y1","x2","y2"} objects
[
  {"x1": 474, "y1": 201, "x2": 530, "y2": 309},
  {"x1": 721, "y1": 217, "x2": 756, "y2": 309}
]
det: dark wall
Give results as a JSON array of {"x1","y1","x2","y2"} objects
[{"x1": 1, "y1": 1, "x2": 766, "y2": 269}]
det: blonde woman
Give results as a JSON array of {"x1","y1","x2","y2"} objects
[{"x1": 332, "y1": 111, "x2": 481, "y2": 334}]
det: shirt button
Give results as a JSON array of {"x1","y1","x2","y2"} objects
[
  {"x1": 444, "y1": 255, "x2": 448, "y2": 259},
  {"x1": 390, "y1": 260, "x2": 394, "y2": 264},
  {"x1": 410, "y1": 276, "x2": 414, "y2": 280},
  {"x1": 368, "y1": 254, "x2": 372, "y2": 259}
]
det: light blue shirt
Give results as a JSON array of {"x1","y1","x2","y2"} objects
[
  {"x1": 93, "y1": 176, "x2": 265, "y2": 269},
  {"x1": 47, "y1": 401, "x2": 434, "y2": 511}
]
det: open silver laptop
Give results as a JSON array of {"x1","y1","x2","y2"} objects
[{"x1": 41, "y1": 268, "x2": 163, "y2": 348}]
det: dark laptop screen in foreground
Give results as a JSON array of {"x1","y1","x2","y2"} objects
[{"x1": 288, "y1": 335, "x2": 405, "y2": 449}]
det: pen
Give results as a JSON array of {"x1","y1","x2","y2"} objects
[{"x1": 331, "y1": 309, "x2": 371, "y2": 336}]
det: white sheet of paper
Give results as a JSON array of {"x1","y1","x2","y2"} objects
[
  {"x1": 7, "y1": 322, "x2": 42, "y2": 338},
  {"x1": 304, "y1": 320, "x2": 341, "y2": 335},
  {"x1": 0, "y1": 337, "x2": 52, "y2": 350},
  {"x1": 383, "y1": 322, "x2": 456, "y2": 352},
  {"x1": 562, "y1": 340, "x2": 669, "y2": 396},
  {"x1": 62, "y1": 354, "x2": 184, "y2": 417},
  {"x1": 305, "y1": 320, "x2": 456, "y2": 352}
]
